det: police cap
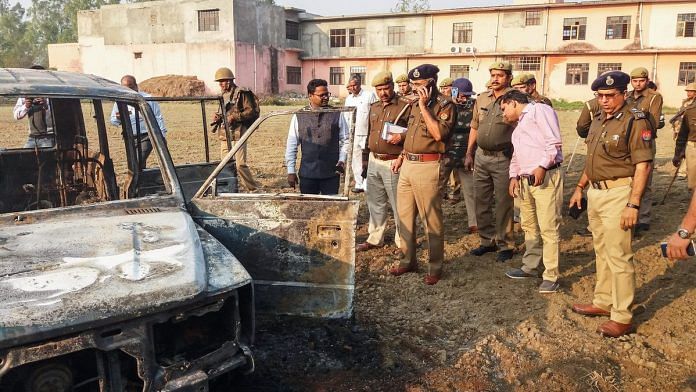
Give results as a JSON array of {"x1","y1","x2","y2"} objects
[
  {"x1": 591, "y1": 71, "x2": 630, "y2": 91},
  {"x1": 524, "y1": 73, "x2": 537, "y2": 83},
  {"x1": 371, "y1": 71, "x2": 394, "y2": 87},
  {"x1": 510, "y1": 74, "x2": 527, "y2": 86},
  {"x1": 452, "y1": 78, "x2": 475, "y2": 96},
  {"x1": 395, "y1": 74, "x2": 409, "y2": 83},
  {"x1": 630, "y1": 67, "x2": 649, "y2": 79},
  {"x1": 488, "y1": 61, "x2": 512, "y2": 72},
  {"x1": 685, "y1": 82, "x2": 696, "y2": 91},
  {"x1": 408, "y1": 64, "x2": 439, "y2": 81},
  {"x1": 439, "y1": 77, "x2": 454, "y2": 87}
]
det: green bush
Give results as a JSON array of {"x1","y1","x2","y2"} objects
[{"x1": 551, "y1": 99, "x2": 585, "y2": 111}]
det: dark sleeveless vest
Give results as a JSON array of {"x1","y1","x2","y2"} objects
[{"x1": 296, "y1": 110, "x2": 341, "y2": 179}]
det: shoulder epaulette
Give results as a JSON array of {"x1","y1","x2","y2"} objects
[
  {"x1": 630, "y1": 107, "x2": 646, "y2": 120},
  {"x1": 436, "y1": 95, "x2": 452, "y2": 107}
]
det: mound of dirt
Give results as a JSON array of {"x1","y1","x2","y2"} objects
[{"x1": 139, "y1": 75, "x2": 206, "y2": 97}]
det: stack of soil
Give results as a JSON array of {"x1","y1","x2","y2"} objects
[{"x1": 139, "y1": 75, "x2": 206, "y2": 97}]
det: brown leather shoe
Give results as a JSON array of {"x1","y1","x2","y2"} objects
[
  {"x1": 424, "y1": 274, "x2": 440, "y2": 285},
  {"x1": 356, "y1": 242, "x2": 380, "y2": 252},
  {"x1": 389, "y1": 266, "x2": 415, "y2": 276},
  {"x1": 468, "y1": 226, "x2": 478, "y2": 234},
  {"x1": 597, "y1": 320, "x2": 635, "y2": 338},
  {"x1": 571, "y1": 303, "x2": 611, "y2": 317}
]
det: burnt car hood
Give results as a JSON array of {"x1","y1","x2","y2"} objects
[{"x1": 0, "y1": 208, "x2": 251, "y2": 345}]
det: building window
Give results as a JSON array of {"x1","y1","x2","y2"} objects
[
  {"x1": 286, "y1": 66, "x2": 301, "y2": 85},
  {"x1": 350, "y1": 66, "x2": 366, "y2": 84},
  {"x1": 286, "y1": 21, "x2": 300, "y2": 40},
  {"x1": 679, "y1": 62, "x2": 696, "y2": 86},
  {"x1": 197, "y1": 9, "x2": 219, "y2": 32},
  {"x1": 597, "y1": 63, "x2": 622, "y2": 77},
  {"x1": 330, "y1": 67, "x2": 344, "y2": 85},
  {"x1": 450, "y1": 65, "x2": 470, "y2": 79},
  {"x1": 606, "y1": 16, "x2": 630, "y2": 40},
  {"x1": 525, "y1": 10, "x2": 542, "y2": 26},
  {"x1": 505, "y1": 56, "x2": 541, "y2": 71},
  {"x1": 452, "y1": 22, "x2": 473, "y2": 44},
  {"x1": 677, "y1": 13, "x2": 696, "y2": 37},
  {"x1": 349, "y1": 28, "x2": 365, "y2": 47},
  {"x1": 566, "y1": 63, "x2": 589, "y2": 85},
  {"x1": 562, "y1": 17, "x2": 586, "y2": 40},
  {"x1": 388, "y1": 26, "x2": 405, "y2": 46},
  {"x1": 330, "y1": 29, "x2": 346, "y2": 48}
]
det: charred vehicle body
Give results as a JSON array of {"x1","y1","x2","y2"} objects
[{"x1": 0, "y1": 69, "x2": 357, "y2": 391}]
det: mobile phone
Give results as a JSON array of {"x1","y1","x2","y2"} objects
[
  {"x1": 451, "y1": 87, "x2": 459, "y2": 99},
  {"x1": 567, "y1": 197, "x2": 587, "y2": 219},
  {"x1": 660, "y1": 241, "x2": 696, "y2": 257},
  {"x1": 527, "y1": 175, "x2": 535, "y2": 186}
]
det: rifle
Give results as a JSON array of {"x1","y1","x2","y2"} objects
[{"x1": 669, "y1": 101, "x2": 696, "y2": 125}]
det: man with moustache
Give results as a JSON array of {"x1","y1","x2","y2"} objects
[
  {"x1": 356, "y1": 71, "x2": 411, "y2": 252},
  {"x1": 395, "y1": 74, "x2": 413, "y2": 97},
  {"x1": 465, "y1": 62, "x2": 516, "y2": 262},
  {"x1": 389, "y1": 64, "x2": 454, "y2": 285}
]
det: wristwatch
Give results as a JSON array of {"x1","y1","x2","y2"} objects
[{"x1": 677, "y1": 228, "x2": 691, "y2": 239}]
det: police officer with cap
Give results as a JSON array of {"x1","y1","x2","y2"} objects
[
  {"x1": 395, "y1": 74, "x2": 413, "y2": 97},
  {"x1": 627, "y1": 67, "x2": 663, "y2": 234},
  {"x1": 390, "y1": 64, "x2": 454, "y2": 285},
  {"x1": 437, "y1": 76, "x2": 460, "y2": 201},
  {"x1": 357, "y1": 71, "x2": 412, "y2": 252},
  {"x1": 439, "y1": 77, "x2": 454, "y2": 97},
  {"x1": 569, "y1": 71, "x2": 653, "y2": 338},
  {"x1": 671, "y1": 82, "x2": 696, "y2": 140},
  {"x1": 213, "y1": 67, "x2": 260, "y2": 191},
  {"x1": 465, "y1": 61, "x2": 516, "y2": 262},
  {"x1": 672, "y1": 83, "x2": 696, "y2": 190}
]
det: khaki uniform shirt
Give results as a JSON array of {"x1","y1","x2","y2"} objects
[
  {"x1": 576, "y1": 98, "x2": 600, "y2": 138},
  {"x1": 531, "y1": 90, "x2": 553, "y2": 106},
  {"x1": 364, "y1": 95, "x2": 411, "y2": 158},
  {"x1": 220, "y1": 87, "x2": 257, "y2": 141},
  {"x1": 673, "y1": 98, "x2": 695, "y2": 132},
  {"x1": 403, "y1": 93, "x2": 454, "y2": 154},
  {"x1": 585, "y1": 103, "x2": 654, "y2": 182},
  {"x1": 626, "y1": 88, "x2": 663, "y2": 131},
  {"x1": 471, "y1": 87, "x2": 515, "y2": 151},
  {"x1": 676, "y1": 105, "x2": 696, "y2": 147}
]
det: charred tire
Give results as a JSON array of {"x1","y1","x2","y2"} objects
[{"x1": 23, "y1": 363, "x2": 73, "y2": 392}]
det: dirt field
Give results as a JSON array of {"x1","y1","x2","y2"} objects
[{"x1": 2, "y1": 101, "x2": 695, "y2": 391}]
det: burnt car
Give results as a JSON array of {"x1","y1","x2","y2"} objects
[{"x1": 0, "y1": 69, "x2": 357, "y2": 391}]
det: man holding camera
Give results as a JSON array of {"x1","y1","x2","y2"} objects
[
  {"x1": 13, "y1": 65, "x2": 54, "y2": 149},
  {"x1": 569, "y1": 71, "x2": 653, "y2": 338},
  {"x1": 285, "y1": 79, "x2": 349, "y2": 195},
  {"x1": 501, "y1": 90, "x2": 564, "y2": 293},
  {"x1": 389, "y1": 64, "x2": 454, "y2": 285},
  {"x1": 465, "y1": 62, "x2": 516, "y2": 263}
]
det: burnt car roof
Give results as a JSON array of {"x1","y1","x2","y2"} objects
[{"x1": 0, "y1": 68, "x2": 142, "y2": 101}]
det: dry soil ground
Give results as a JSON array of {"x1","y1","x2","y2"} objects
[{"x1": 2, "y1": 102, "x2": 695, "y2": 391}]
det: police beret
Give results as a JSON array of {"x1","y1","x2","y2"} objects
[
  {"x1": 488, "y1": 61, "x2": 512, "y2": 72},
  {"x1": 452, "y1": 78, "x2": 475, "y2": 96},
  {"x1": 439, "y1": 77, "x2": 454, "y2": 87},
  {"x1": 395, "y1": 74, "x2": 409, "y2": 83},
  {"x1": 408, "y1": 64, "x2": 439, "y2": 80},
  {"x1": 371, "y1": 71, "x2": 394, "y2": 87},
  {"x1": 685, "y1": 82, "x2": 696, "y2": 91},
  {"x1": 591, "y1": 71, "x2": 630, "y2": 91},
  {"x1": 630, "y1": 67, "x2": 649, "y2": 79}
]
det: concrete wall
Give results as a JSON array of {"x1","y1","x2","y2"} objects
[
  {"x1": 644, "y1": 3, "x2": 696, "y2": 49},
  {"x1": 48, "y1": 43, "x2": 82, "y2": 72}
]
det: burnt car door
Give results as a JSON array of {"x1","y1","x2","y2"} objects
[{"x1": 189, "y1": 108, "x2": 359, "y2": 318}]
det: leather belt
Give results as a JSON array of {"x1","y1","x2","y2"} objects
[
  {"x1": 405, "y1": 152, "x2": 442, "y2": 162},
  {"x1": 373, "y1": 152, "x2": 400, "y2": 161},
  {"x1": 479, "y1": 148, "x2": 507, "y2": 157},
  {"x1": 590, "y1": 177, "x2": 632, "y2": 190}
]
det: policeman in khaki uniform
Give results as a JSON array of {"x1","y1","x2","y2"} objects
[
  {"x1": 439, "y1": 77, "x2": 454, "y2": 97},
  {"x1": 570, "y1": 71, "x2": 653, "y2": 338},
  {"x1": 395, "y1": 74, "x2": 413, "y2": 97},
  {"x1": 465, "y1": 62, "x2": 516, "y2": 262},
  {"x1": 389, "y1": 64, "x2": 454, "y2": 285},
  {"x1": 510, "y1": 73, "x2": 553, "y2": 106},
  {"x1": 626, "y1": 67, "x2": 663, "y2": 233},
  {"x1": 670, "y1": 82, "x2": 696, "y2": 140},
  {"x1": 213, "y1": 67, "x2": 260, "y2": 191},
  {"x1": 672, "y1": 94, "x2": 696, "y2": 190},
  {"x1": 438, "y1": 76, "x2": 461, "y2": 202},
  {"x1": 356, "y1": 71, "x2": 411, "y2": 252}
]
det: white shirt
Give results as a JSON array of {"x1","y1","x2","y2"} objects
[
  {"x1": 344, "y1": 88, "x2": 377, "y2": 137},
  {"x1": 13, "y1": 98, "x2": 54, "y2": 132},
  {"x1": 110, "y1": 91, "x2": 167, "y2": 137},
  {"x1": 285, "y1": 110, "x2": 350, "y2": 174}
]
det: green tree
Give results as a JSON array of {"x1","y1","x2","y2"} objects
[
  {"x1": 0, "y1": 0, "x2": 33, "y2": 67},
  {"x1": 392, "y1": 0, "x2": 430, "y2": 12}
]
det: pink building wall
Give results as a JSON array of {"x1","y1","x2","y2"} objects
[{"x1": 234, "y1": 43, "x2": 303, "y2": 96}]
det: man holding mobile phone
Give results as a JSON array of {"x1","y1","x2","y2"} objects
[
  {"x1": 666, "y1": 188, "x2": 696, "y2": 259},
  {"x1": 500, "y1": 90, "x2": 564, "y2": 293}
]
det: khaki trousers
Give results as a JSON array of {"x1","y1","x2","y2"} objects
[
  {"x1": 397, "y1": 159, "x2": 444, "y2": 276},
  {"x1": 221, "y1": 140, "x2": 259, "y2": 191},
  {"x1": 366, "y1": 155, "x2": 401, "y2": 247},
  {"x1": 454, "y1": 167, "x2": 477, "y2": 227},
  {"x1": 588, "y1": 184, "x2": 635, "y2": 324},
  {"x1": 518, "y1": 168, "x2": 564, "y2": 282},
  {"x1": 686, "y1": 142, "x2": 696, "y2": 190},
  {"x1": 473, "y1": 152, "x2": 514, "y2": 250}
]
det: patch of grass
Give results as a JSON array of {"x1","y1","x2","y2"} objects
[{"x1": 551, "y1": 99, "x2": 585, "y2": 111}]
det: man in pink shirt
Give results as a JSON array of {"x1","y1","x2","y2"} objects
[{"x1": 501, "y1": 90, "x2": 564, "y2": 293}]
